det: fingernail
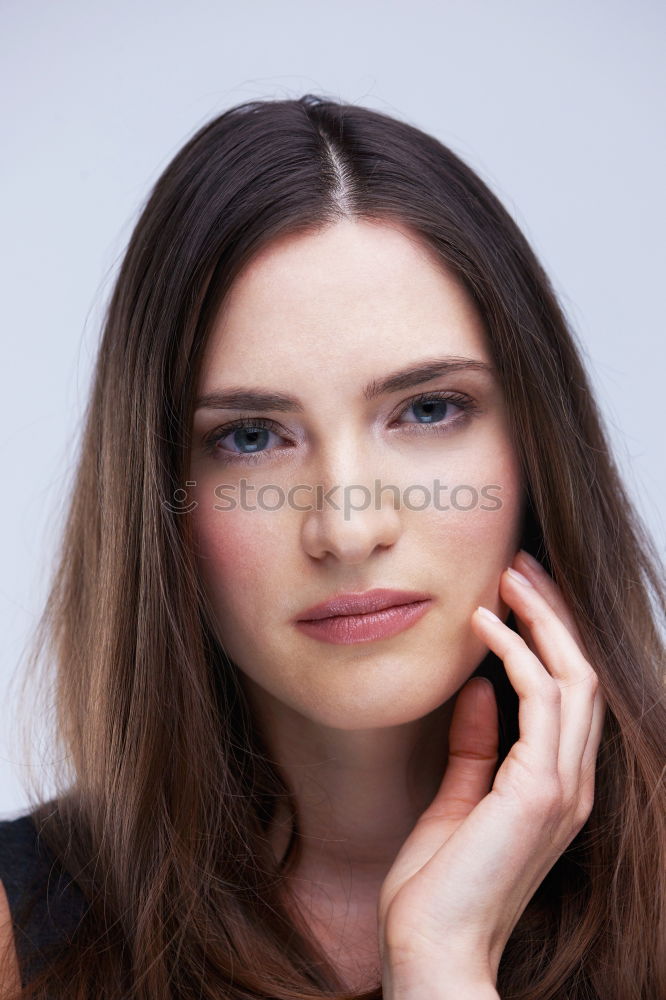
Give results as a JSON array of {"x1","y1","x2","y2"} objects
[
  {"x1": 477, "y1": 605, "x2": 501, "y2": 622},
  {"x1": 506, "y1": 567, "x2": 532, "y2": 587},
  {"x1": 518, "y1": 549, "x2": 543, "y2": 573}
]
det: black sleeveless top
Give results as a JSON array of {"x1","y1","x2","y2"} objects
[{"x1": 0, "y1": 811, "x2": 88, "y2": 988}]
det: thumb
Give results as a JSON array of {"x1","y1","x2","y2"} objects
[{"x1": 429, "y1": 677, "x2": 499, "y2": 821}]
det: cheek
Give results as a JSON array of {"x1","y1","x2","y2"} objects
[
  {"x1": 415, "y1": 440, "x2": 525, "y2": 600},
  {"x1": 407, "y1": 428, "x2": 524, "y2": 539},
  {"x1": 191, "y1": 501, "x2": 282, "y2": 618},
  {"x1": 425, "y1": 478, "x2": 523, "y2": 555}
]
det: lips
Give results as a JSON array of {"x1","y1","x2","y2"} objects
[{"x1": 295, "y1": 588, "x2": 433, "y2": 622}]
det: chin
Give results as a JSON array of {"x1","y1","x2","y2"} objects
[{"x1": 285, "y1": 668, "x2": 464, "y2": 731}]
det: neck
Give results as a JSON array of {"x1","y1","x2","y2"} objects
[{"x1": 242, "y1": 676, "x2": 455, "y2": 885}]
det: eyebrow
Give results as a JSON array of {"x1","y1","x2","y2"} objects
[{"x1": 194, "y1": 356, "x2": 496, "y2": 413}]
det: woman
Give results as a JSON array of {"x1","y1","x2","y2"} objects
[{"x1": 0, "y1": 94, "x2": 663, "y2": 999}]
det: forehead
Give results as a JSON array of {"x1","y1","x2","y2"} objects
[{"x1": 199, "y1": 219, "x2": 491, "y2": 386}]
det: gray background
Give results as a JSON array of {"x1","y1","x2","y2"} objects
[{"x1": 1, "y1": 0, "x2": 664, "y2": 818}]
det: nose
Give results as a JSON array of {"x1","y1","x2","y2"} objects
[{"x1": 300, "y1": 469, "x2": 402, "y2": 563}]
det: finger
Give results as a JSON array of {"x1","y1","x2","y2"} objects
[
  {"x1": 499, "y1": 568, "x2": 600, "y2": 791},
  {"x1": 500, "y1": 568, "x2": 593, "y2": 686},
  {"x1": 513, "y1": 612, "x2": 539, "y2": 658},
  {"x1": 471, "y1": 607, "x2": 561, "y2": 778},
  {"x1": 579, "y1": 684, "x2": 607, "y2": 806},
  {"x1": 428, "y1": 677, "x2": 499, "y2": 822},
  {"x1": 388, "y1": 678, "x2": 499, "y2": 881},
  {"x1": 511, "y1": 550, "x2": 584, "y2": 677},
  {"x1": 514, "y1": 551, "x2": 608, "y2": 808},
  {"x1": 384, "y1": 677, "x2": 499, "y2": 880},
  {"x1": 514, "y1": 550, "x2": 584, "y2": 647}
]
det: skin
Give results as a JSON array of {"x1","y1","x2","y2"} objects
[
  {"x1": 187, "y1": 217, "x2": 527, "y2": 987},
  {"x1": 0, "y1": 222, "x2": 607, "y2": 998},
  {"x1": 377, "y1": 556, "x2": 606, "y2": 995}
]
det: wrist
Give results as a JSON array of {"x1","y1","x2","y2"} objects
[
  {"x1": 383, "y1": 961, "x2": 500, "y2": 1000},
  {"x1": 386, "y1": 980, "x2": 499, "y2": 1000}
]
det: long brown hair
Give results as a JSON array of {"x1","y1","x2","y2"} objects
[{"x1": 4, "y1": 94, "x2": 664, "y2": 999}]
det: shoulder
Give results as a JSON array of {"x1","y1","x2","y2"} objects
[
  {"x1": 0, "y1": 812, "x2": 53, "y2": 904},
  {"x1": 0, "y1": 811, "x2": 41, "y2": 866},
  {"x1": 0, "y1": 875, "x2": 21, "y2": 992},
  {"x1": 0, "y1": 813, "x2": 38, "y2": 990},
  {"x1": 0, "y1": 810, "x2": 88, "y2": 987},
  {"x1": 0, "y1": 813, "x2": 43, "y2": 906}
]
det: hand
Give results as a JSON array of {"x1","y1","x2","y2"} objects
[{"x1": 378, "y1": 548, "x2": 607, "y2": 990}]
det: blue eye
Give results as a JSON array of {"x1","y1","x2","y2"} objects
[
  {"x1": 202, "y1": 390, "x2": 477, "y2": 464},
  {"x1": 402, "y1": 396, "x2": 454, "y2": 425}
]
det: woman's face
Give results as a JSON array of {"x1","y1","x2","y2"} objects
[{"x1": 189, "y1": 218, "x2": 525, "y2": 730}]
